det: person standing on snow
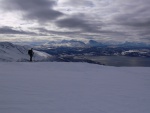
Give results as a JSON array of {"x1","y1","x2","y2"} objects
[{"x1": 28, "y1": 48, "x2": 34, "y2": 62}]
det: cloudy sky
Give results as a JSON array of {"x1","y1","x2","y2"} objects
[{"x1": 0, "y1": 0, "x2": 150, "y2": 44}]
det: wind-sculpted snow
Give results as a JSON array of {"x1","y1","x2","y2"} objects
[
  {"x1": 0, "y1": 62, "x2": 150, "y2": 113},
  {"x1": 0, "y1": 42, "x2": 52, "y2": 62}
]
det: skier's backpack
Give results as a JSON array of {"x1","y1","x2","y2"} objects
[{"x1": 28, "y1": 50, "x2": 31, "y2": 55}]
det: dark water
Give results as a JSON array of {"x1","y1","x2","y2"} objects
[{"x1": 86, "y1": 56, "x2": 150, "y2": 67}]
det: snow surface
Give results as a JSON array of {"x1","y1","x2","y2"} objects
[{"x1": 0, "y1": 62, "x2": 150, "y2": 113}]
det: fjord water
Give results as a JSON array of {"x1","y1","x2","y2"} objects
[{"x1": 87, "y1": 56, "x2": 150, "y2": 67}]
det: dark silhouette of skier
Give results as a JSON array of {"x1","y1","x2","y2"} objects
[{"x1": 28, "y1": 48, "x2": 34, "y2": 62}]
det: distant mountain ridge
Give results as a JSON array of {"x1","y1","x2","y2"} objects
[
  {"x1": 0, "y1": 42, "x2": 52, "y2": 62},
  {"x1": 36, "y1": 40, "x2": 150, "y2": 48},
  {"x1": 118, "y1": 41, "x2": 150, "y2": 48},
  {"x1": 88, "y1": 40, "x2": 107, "y2": 47}
]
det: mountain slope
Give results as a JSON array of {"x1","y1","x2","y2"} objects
[
  {"x1": 0, "y1": 42, "x2": 52, "y2": 62},
  {"x1": 0, "y1": 62, "x2": 150, "y2": 113}
]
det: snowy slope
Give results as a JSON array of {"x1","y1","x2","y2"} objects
[
  {"x1": 0, "y1": 42, "x2": 52, "y2": 62},
  {"x1": 0, "y1": 62, "x2": 150, "y2": 113}
]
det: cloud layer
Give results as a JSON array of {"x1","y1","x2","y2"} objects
[
  {"x1": 1, "y1": 0, "x2": 63, "y2": 23},
  {"x1": 0, "y1": 26, "x2": 36, "y2": 35},
  {"x1": 0, "y1": 0, "x2": 150, "y2": 43}
]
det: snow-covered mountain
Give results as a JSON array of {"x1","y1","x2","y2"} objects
[
  {"x1": 87, "y1": 40, "x2": 107, "y2": 47},
  {"x1": 0, "y1": 42, "x2": 52, "y2": 62},
  {"x1": 35, "y1": 40, "x2": 150, "y2": 48},
  {"x1": 118, "y1": 41, "x2": 150, "y2": 48}
]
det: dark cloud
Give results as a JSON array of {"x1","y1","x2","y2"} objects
[
  {"x1": 62, "y1": 0, "x2": 94, "y2": 7},
  {"x1": 141, "y1": 30, "x2": 150, "y2": 36},
  {"x1": 114, "y1": 14, "x2": 150, "y2": 28},
  {"x1": 25, "y1": 9, "x2": 63, "y2": 23},
  {"x1": 143, "y1": 37, "x2": 150, "y2": 42},
  {"x1": 113, "y1": 0, "x2": 150, "y2": 28},
  {"x1": 55, "y1": 17, "x2": 100, "y2": 33},
  {"x1": 107, "y1": 0, "x2": 150, "y2": 42},
  {"x1": 125, "y1": 20, "x2": 150, "y2": 28},
  {"x1": 36, "y1": 28, "x2": 82, "y2": 36},
  {"x1": 55, "y1": 17, "x2": 126, "y2": 37},
  {"x1": 1, "y1": 0, "x2": 64, "y2": 23},
  {"x1": 36, "y1": 27, "x2": 125, "y2": 38},
  {"x1": 0, "y1": 26, "x2": 36, "y2": 35},
  {"x1": 1, "y1": 0, "x2": 55, "y2": 11}
]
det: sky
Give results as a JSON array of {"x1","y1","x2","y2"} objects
[{"x1": 0, "y1": 0, "x2": 150, "y2": 44}]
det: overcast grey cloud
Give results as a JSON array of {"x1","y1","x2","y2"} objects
[
  {"x1": 0, "y1": 26, "x2": 36, "y2": 35},
  {"x1": 0, "y1": 0, "x2": 150, "y2": 43},
  {"x1": 36, "y1": 27, "x2": 83, "y2": 38},
  {"x1": 113, "y1": 1, "x2": 150, "y2": 28},
  {"x1": 59, "y1": 0, "x2": 95, "y2": 7},
  {"x1": 55, "y1": 17, "x2": 100, "y2": 33},
  {"x1": 1, "y1": 0, "x2": 64, "y2": 23}
]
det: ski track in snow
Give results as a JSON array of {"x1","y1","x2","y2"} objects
[{"x1": 0, "y1": 62, "x2": 150, "y2": 113}]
